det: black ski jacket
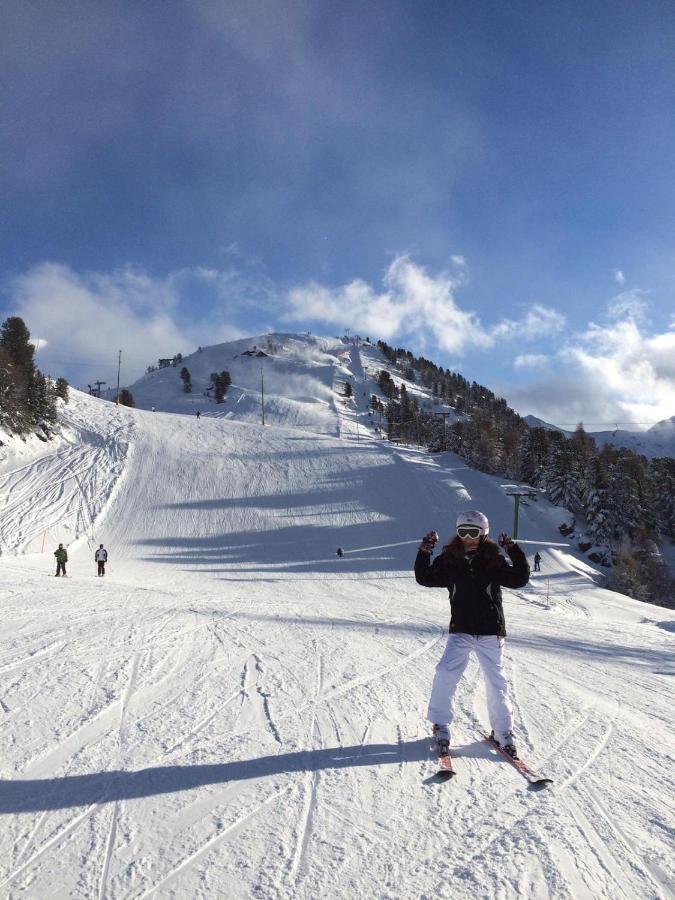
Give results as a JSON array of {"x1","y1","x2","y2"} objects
[{"x1": 414, "y1": 539, "x2": 529, "y2": 637}]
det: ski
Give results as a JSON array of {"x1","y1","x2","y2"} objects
[
  {"x1": 432, "y1": 737, "x2": 455, "y2": 779},
  {"x1": 482, "y1": 733, "x2": 552, "y2": 787},
  {"x1": 436, "y1": 753, "x2": 455, "y2": 778}
]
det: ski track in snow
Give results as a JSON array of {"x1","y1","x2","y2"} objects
[
  {"x1": 287, "y1": 654, "x2": 324, "y2": 887},
  {"x1": 1, "y1": 343, "x2": 674, "y2": 900}
]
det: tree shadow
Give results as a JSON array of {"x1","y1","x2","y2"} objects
[
  {"x1": 507, "y1": 631, "x2": 674, "y2": 669},
  {"x1": 135, "y1": 526, "x2": 419, "y2": 576},
  {"x1": 132, "y1": 447, "x2": 454, "y2": 576}
]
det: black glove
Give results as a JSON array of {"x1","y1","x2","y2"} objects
[
  {"x1": 498, "y1": 532, "x2": 515, "y2": 548},
  {"x1": 419, "y1": 530, "x2": 439, "y2": 553}
]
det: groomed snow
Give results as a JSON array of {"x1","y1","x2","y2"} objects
[{"x1": 1, "y1": 337, "x2": 673, "y2": 899}]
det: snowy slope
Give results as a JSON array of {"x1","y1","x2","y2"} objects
[
  {"x1": 0, "y1": 395, "x2": 133, "y2": 556},
  {"x1": 1, "y1": 342, "x2": 674, "y2": 900},
  {"x1": 128, "y1": 333, "x2": 458, "y2": 438},
  {"x1": 130, "y1": 334, "x2": 348, "y2": 434}
]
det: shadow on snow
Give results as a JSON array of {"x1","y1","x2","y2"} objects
[
  {"x1": 0, "y1": 738, "x2": 501, "y2": 814},
  {"x1": 133, "y1": 447, "x2": 461, "y2": 576}
]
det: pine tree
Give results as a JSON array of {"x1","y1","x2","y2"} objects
[
  {"x1": 0, "y1": 316, "x2": 44, "y2": 433},
  {"x1": 377, "y1": 370, "x2": 397, "y2": 399},
  {"x1": 180, "y1": 367, "x2": 192, "y2": 393},
  {"x1": 0, "y1": 346, "x2": 22, "y2": 431},
  {"x1": 611, "y1": 540, "x2": 650, "y2": 602},
  {"x1": 0, "y1": 318, "x2": 34, "y2": 431},
  {"x1": 29, "y1": 372, "x2": 57, "y2": 425},
  {"x1": 0, "y1": 317, "x2": 35, "y2": 372},
  {"x1": 584, "y1": 454, "x2": 612, "y2": 543},
  {"x1": 569, "y1": 424, "x2": 597, "y2": 509},
  {"x1": 118, "y1": 389, "x2": 135, "y2": 407},
  {"x1": 461, "y1": 410, "x2": 499, "y2": 473},
  {"x1": 211, "y1": 372, "x2": 223, "y2": 403},
  {"x1": 649, "y1": 458, "x2": 675, "y2": 539},
  {"x1": 618, "y1": 530, "x2": 675, "y2": 607},
  {"x1": 55, "y1": 377, "x2": 70, "y2": 402},
  {"x1": 598, "y1": 452, "x2": 648, "y2": 545},
  {"x1": 211, "y1": 370, "x2": 231, "y2": 403},
  {"x1": 545, "y1": 441, "x2": 583, "y2": 511},
  {"x1": 501, "y1": 426, "x2": 522, "y2": 479}
]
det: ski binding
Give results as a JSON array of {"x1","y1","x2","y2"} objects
[{"x1": 483, "y1": 732, "x2": 553, "y2": 788}]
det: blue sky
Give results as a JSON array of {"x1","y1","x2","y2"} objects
[{"x1": 1, "y1": 0, "x2": 674, "y2": 428}]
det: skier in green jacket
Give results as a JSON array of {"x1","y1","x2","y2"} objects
[{"x1": 54, "y1": 544, "x2": 68, "y2": 577}]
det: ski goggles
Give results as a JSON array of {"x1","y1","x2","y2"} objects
[{"x1": 457, "y1": 525, "x2": 482, "y2": 539}]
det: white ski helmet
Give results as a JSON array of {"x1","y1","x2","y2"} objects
[{"x1": 456, "y1": 510, "x2": 489, "y2": 536}]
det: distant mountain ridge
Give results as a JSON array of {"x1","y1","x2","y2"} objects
[{"x1": 524, "y1": 414, "x2": 675, "y2": 460}]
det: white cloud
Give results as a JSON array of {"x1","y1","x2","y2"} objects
[
  {"x1": 508, "y1": 312, "x2": 675, "y2": 428},
  {"x1": 7, "y1": 262, "x2": 246, "y2": 387},
  {"x1": 514, "y1": 354, "x2": 549, "y2": 369},
  {"x1": 613, "y1": 269, "x2": 625, "y2": 286},
  {"x1": 286, "y1": 256, "x2": 569, "y2": 360},
  {"x1": 286, "y1": 255, "x2": 491, "y2": 355},
  {"x1": 492, "y1": 304, "x2": 566, "y2": 341},
  {"x1": 564, "y1": 318, "x2": 675, "y2": 414},
  {"x1": 607, "y1": 289, "x2": 649, "y2": 323}
]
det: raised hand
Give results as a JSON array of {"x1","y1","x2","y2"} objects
[{"x1": 419, "y1": 530, "x2": 439, "y2": 553}]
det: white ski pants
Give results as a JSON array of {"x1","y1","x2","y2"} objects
[{"x1": 427, "y1": 633, "x2": 513, "y2": 738}]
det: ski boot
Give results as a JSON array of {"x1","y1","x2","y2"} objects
[
  {"x1": 490, "y1": 730, "x2": 518, "y2": 759},
  {"x1": 432, "y1": 724, "x2": 451, "y2": 756}
]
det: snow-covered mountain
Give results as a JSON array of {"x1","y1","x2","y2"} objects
[
  {"x1": 130, "y1": 333, "x2": 347, "y2": 432},
  {"x1": 128, "y1": 332, "x2": 454, "y2": 436},
  {"x1": 1, "y1": 335, "x2": 673, "y2": 899},
  {"x1": 523, "y1": 414, "x2": 567, "y2": 434},
  {"x1": 524, "y1": 413, "x2": 675, "y2": 459}
]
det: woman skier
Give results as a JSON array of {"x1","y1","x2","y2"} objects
[{"x1": 414, "y1": 510, "x2": 529, "y2": 759}]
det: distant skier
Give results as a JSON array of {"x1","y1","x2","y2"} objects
[
  {"x1": 533, "y1": 552, "x2": 542, "y2": 572},
  {"x1": 415, "y1": 510, "x2": 530, "y2": 760},
  {"x1": 196, "y1": 410, "x2": 201, "y2": 419},
  {"x1": 95, "y1": 544, "x2": 108, "y2": 576},
  {"x1": 54, "y1": 544, "x2": 68, "y2": 577},
  {"x1": 336, "y1": 547, "x2": 344, "y2": 558}
]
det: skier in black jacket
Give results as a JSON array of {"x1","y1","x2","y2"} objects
[
  {"x1": 415, "y1": 510, "x2": 529, "y2": 758},
  {"x1": 95, "y1": 544, "x2": 108, "y2": 576}
]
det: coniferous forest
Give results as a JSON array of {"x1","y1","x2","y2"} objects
[{"x1": 0, "y1": 317, "x2": 67, "y2": 439}]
